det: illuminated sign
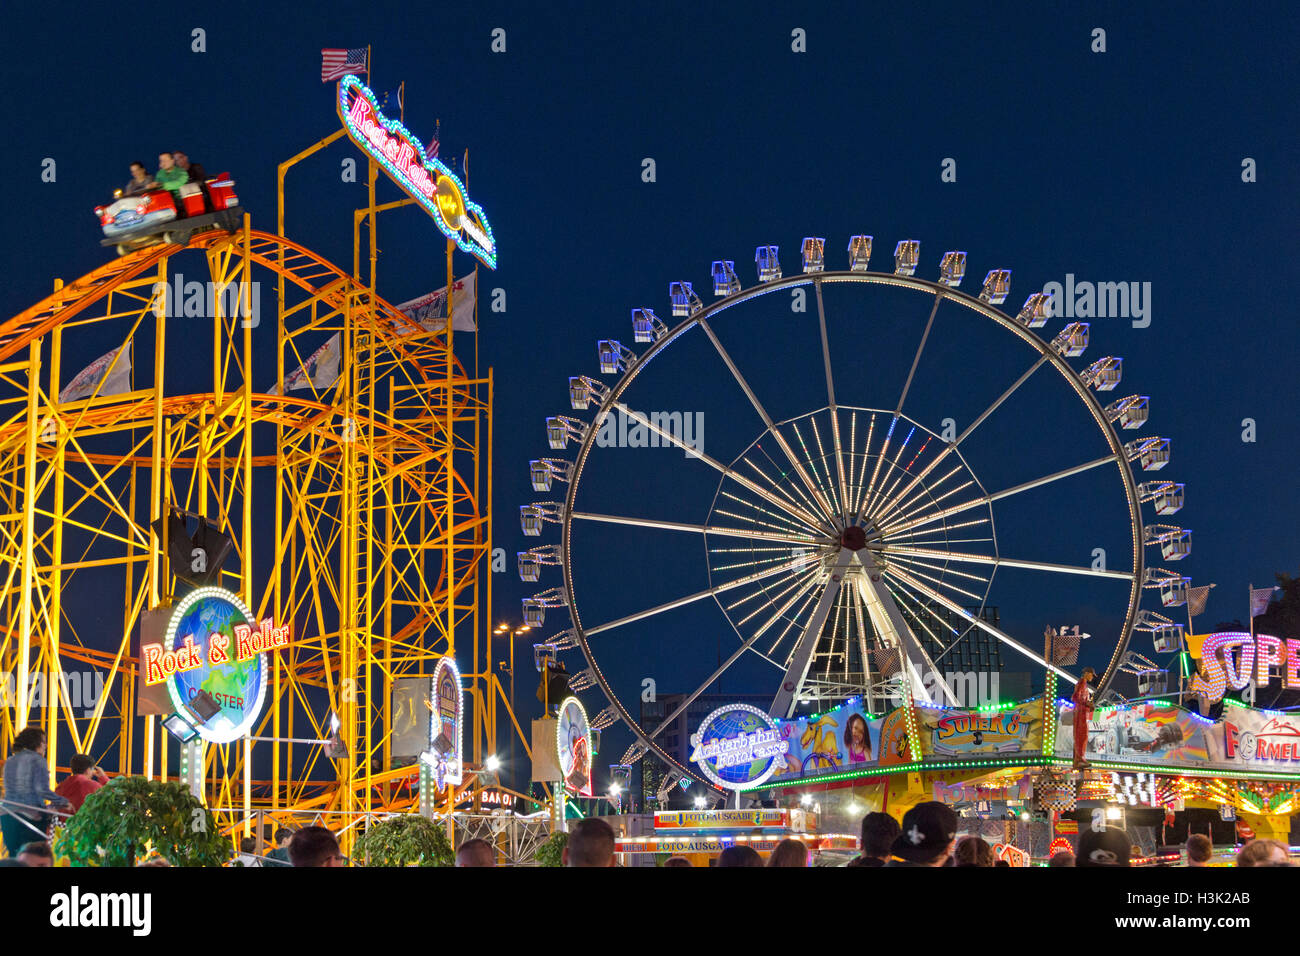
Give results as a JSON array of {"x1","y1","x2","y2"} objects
[
  {"x1": 556, "y1": 697, "x2": 593, "y2": 797},
  {"x1": 430, "y1": 658, "x2": 463, "y2": 786},
  {"x1": 654, "y1": 809, "x2": 790, "y2": 830},
  {"x1": 1218, "y1": 705, "x2": 1300, "y2": 765},
  {"x1": 142, "y1": 587, "x2": 290, "y2": 744},
  {"x1": 1190, "y1": 632, "x2": 1299, "y2": 705},
  {"x1": 992, "y1": 843, "x2": 1031, "y2": 867},
  {"x1": 928, "y1": 710, "x2": 1030, "y2": 755},
  {"x1": 689, "y1": 704, "x2": 789, "y2": 791},
  {"x1": 337, "y1": 75, "x2": 497, "y2": 268}
]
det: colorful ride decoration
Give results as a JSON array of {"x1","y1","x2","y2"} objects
[
  {"x1": 689, "y1": 703, "x2": 789, "y2": 791},
  {"x1": 142, "y1": 586, "x2": 290, "y2": 744},
  {"x1": 557, "y1": 696, "x2": 593, "y2": 796}
]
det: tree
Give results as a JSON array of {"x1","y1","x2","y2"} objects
[
  {"x1": 1254, "y1": 571, "x2": 1300, "y2": 640},
  {"x1": 536, "y1": 831, "x2": 568, "y2": 867},
  {"x1": 53, "y1": 776, "x2": 231, "y2": 867},
  {"x1": 353, "y1": 814, "x2": 454, "y2": 866}
]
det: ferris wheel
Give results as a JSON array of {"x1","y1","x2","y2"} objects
[{"x1": 519, "y1": 236, "x2": 1192, "y2": 788}]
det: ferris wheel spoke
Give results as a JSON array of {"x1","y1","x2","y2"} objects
[
  {"x1": 871, "y1": 355, "x2": 1048, "y2": 524},
  {"x1": 726, "y1": 562, "x2": 822, "y2": 627},
  {"x1": 613, "y1": 403, "x2": 826, "y2": 532},
  {"x1": 739, "y1": 451, "x2": 829, "y2": 529},
  {"x1": 893, "y1": 289, "x2": 944, "y2": 420},
  {"x1": 850, "y1": 584, "x2": 874, "y2": 701},
  {"x1": 770, "y1": 548, "x2": 855, "y2": 717},
  {"x1": 814, "y1": 281, "x2": 851, "y2": 523},
  {"x1": 696, "y1": 317, "x2": 838, "y2": 524},
  {"x1": 883, "y1": 463, "x2": 972, "y2": 526},
  {"x1": 867, "y1": 431, "x2": 933, "y2": 525},
  {"x1": 584, "y1": 552, "x2": 817, "y2": 638},
  {"x1": 787, "y1": 419, "x2": 839, "y2": 521},
  {"x1": 860, "y1": 422, "x2": 918, "y2": 521},
  {"x1": 885, "y1": 563, "x2": 1075, "y2": 680},
  {"x1": 884, "y1": 553, "x2": 992, "y2": 589},
  {"x1": 849, "y1": 412, "x2": 878, "y2": 517},
  {"x1": 882, "y1": 558, "x2": 990, "y2": 605},
  {"x1": 879, "y1": 452, "x2": 1119, "y2": 538},
  {"x1": 882, "y1": 575, "x2": 956, "y2": 653},
  {"x1": 765, "y1": 582, "x2": 823, "y2": 657},
  {"x1": 881, "y1": 544, "x2": 1134, "y2": 581},
  {"x1": 642, "y1": 568, "x2": 821, "y2": 741},
  {"x1": 571, "y1": 510, "x2": 825, "y2": 546}
]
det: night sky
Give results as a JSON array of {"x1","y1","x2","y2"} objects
[{"x1": 3, "y1": 2, "x2": 1296, "y2": 794}]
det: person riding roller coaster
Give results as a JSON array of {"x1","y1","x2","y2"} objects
[{"x1": 94, "y1": 156, "x2": 240, "y2": 256}]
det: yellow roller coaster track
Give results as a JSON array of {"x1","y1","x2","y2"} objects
[{"x1": 0, "y1": 218, "x2": 506, "y2": 850}]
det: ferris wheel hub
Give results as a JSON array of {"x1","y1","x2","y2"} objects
[{"x1": 840, "y1": 525, "x2": 867, "y2": 551}]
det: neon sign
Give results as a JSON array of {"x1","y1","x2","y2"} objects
[
  {"x1": 430, "y1": 658, "x2": 463, "y2": 786},
  {"x1": 337, "y1": 75, "x2": 497, "y2": 268},
  {"x1": 1190, "y1": 632, "x2": 1299, "y2": 705},
  {"x1": 689, "y1": 704, "x2": 789, "y2": 791},
  {"x1": 142, "y1": 587, "x2": 290, "y2": 744}
]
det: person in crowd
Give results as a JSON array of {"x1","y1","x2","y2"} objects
[
  {"x1": 1, "y1": 728, "x2": 71, "y2": 856},
  {"x1": 0, "y1": 858, "x2": 28, "y2": 867},
  {"x1": 1076, "y1": 826, "x2": 1131, "y2": 867},
  {"x1": 455, "y1": 838, "x2": 496, "y2": 867},
  {"x1": 17, "y1": 841, "x2": 53, "y2": 867},
  {"x1": 288, "y1": 825, "x2": 345, "y2": 867},
  {"x1": 1237, "y1": 838, "x2": 1290, "y2": 867},
  {"x1": 953, "y1": 835, "x2": 995, "y2": 867},
  {"x1": 663, "y1": 856, "x2": 692, "y2": 867},
  {"x1": 266, "y1": 826, "x2": 295, "y2": 864},
  {"x1": 562, "y1": 817, "x2": 616, "y2": 867},
  {"x1": 136, "y1": 858, "x2": 171, "y2": 867},
  {"x1": 173, "y1": 151, "x2": 206, "y2": 183},
  {"x1": 237, "y1": 836, "x2": 264, "y2": 867},
  {"x1": 154, "y1": 152, "x2": 189, "y2": 195},
  {"x1": 55, "y1": 754, "x2": 108, "y2": 812},
  {"x1": 123, "y1": 161, "x2": 156, "y2": 196},
  {"x1": 847, "y1": 811, "x2": 900, "y2": 867},
  {"x1": 1048, "y1": 850, "x2": 1076, "y2": 867},
  {"x1": 767, "y1": 838, "x2": 809, "y2": 867},
  {"x1": 884, "y1": 802, "x2": 957, "y2": 867},
  {"x1": 1186, "y1": 833, "x2": 1213, "y2": 867},
  {"x1": 716, "y1": 845, "x2": 763, "y2": 867}
]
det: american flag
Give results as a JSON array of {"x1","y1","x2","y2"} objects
[
  {"x1": 321, "y1": 48, "x2": 368, "y2": 83},
  {"x1": 427, "y1": 119, "x2": 439, "y2": 159}
]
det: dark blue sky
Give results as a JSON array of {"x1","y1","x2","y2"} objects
[{"x1": 4, "y1": 2, "x2": 1296, "y2": 790}]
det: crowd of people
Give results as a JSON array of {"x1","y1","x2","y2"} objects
[{"x1": 2, "y1": 726, "x2": 1293, "y2": 866}]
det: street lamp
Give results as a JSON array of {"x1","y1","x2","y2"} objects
[{"x1": 496, "y1": 622, "x2": 531, "y2": 789}]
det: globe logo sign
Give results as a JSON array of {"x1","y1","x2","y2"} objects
[
  {"x1": 689, "y1": 703, "x2": 789, "y2": 791},
  {"x1": 143, "y1": 587, "x2": 289, "y2": 744}
]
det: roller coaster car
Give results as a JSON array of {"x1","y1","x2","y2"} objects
[{"x1": 95, "y1": 173, "x2": 241, "y2": 257}]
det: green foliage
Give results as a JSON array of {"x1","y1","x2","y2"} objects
[
  {"x1": 353, "y1": 814, "x2": 454, "y2": 867},
  {"x1": 52, "y1": 776, "x2": 231, "y2": 867},
  {"x1": 536, "y1": 830, "x2": 568, "y2": 867}
]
